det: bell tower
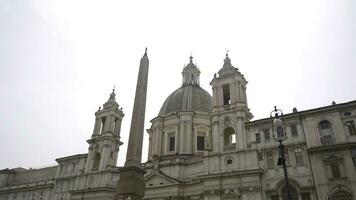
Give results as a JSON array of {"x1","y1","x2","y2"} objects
[
  {"x1": 210, "y1": 53, "x2": 253, "y2": 153},
  {"x1": 85, "y1": 89, "x2": 124, "y2": 172}
]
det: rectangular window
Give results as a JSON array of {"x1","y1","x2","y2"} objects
[
  {"x1": 222, "y1": 84, "x2": 231, "y2": 105},
  {"x1": 294, "y1": 147, "x2": 304, "y2": 164},
  {"x1": 347, "y1": 120, "x2": 356, "y2": 136},
  {"x1": 257, "y1": 152, "x2": 263, "y2": 161},
  {"x1": 169, "y1": 135, "x2": 175, "y2": 151},
  {"x1": 330, "y1": 162, "x2": 341, "y2": 178},
  {"x1": 197, "y1": 136, "x2": 205, "y2": 151},
  {"x1": 266, "y1": 151, "x2": 274, "y2": 168},
  {"x1": 291, "y1": 124, "x2": 298, "y2": 136},
  {"x1": 256, "y1": 133, "x2": 261, "y2": 143},
  {"x1": 264, "y1": 129, "x2": 270, "y2": 140},
  {"x1": 100, "y1": 117, "x2": 106, "y2": 135},
  {"x1": 351, "y1": 147, "x2": 356, "y2": 168},
  {"x1": 321, "y1": 135, "x2": 335, "y2": 145}
]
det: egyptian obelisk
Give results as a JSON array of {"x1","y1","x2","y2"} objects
[{"x1": 116, "y1": 49, "x2": 149, "y2": 200}]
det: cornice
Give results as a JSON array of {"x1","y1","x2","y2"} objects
[
  {"x1": 246, "y1": 100, "x2": 356, "y2": 127},
  {"x1": 307, "y1": 142, "x2": 356, "y2": 153}
]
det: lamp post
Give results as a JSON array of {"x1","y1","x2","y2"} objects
[{"x1": 270, "y1": 106, "x2": 292, "y2": 200}]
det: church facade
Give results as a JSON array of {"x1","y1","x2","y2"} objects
[{"x1": 0, "y1": 53, "x2": 356, "y2": 200}]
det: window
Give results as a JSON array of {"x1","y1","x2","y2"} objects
[
  {"x1": 301, "y1": 193, "x2": 311, "y2": 200},
  {"x1": 169, "y1": 135, "x2": 175, "y2": 151},
  {"x1": 257, "y1": 152, "x2": 263, "y2": 161},
  {"x1": 93, "y1": 152, "x2": 101, "y2": 170},
  {"x1": 224, "y1": 127, "x2": 235, "y2": 146},
  {"x1": 294, "y1": 147, "x2": 304, "y2": 165},
  {"x1": 256, "y1": 133, "x2": 261, "y2": 143},
  {"x1": 99, "y1": 117, "x2": 106, "y2": 135},
  {"x1": 222, "y1": 84, "x2": 231, "y2": 105},
  {"x1": 351, "y1": 147, "x2": 356, "y2": 168},
  {"x1": 319, "y1": 120, "x2": 335, "y2": 145},
  {"x1": 264, "y1": 129, "x2": 270, "y2": 140},
  {"x1": 291, "y1": 124, "x2": 298, "y2": 136},
  {"x1": 319, "y1": 120, "x2": 331, "y2": 129},
  {"x1": 281, "y1": 184, "x2": 298, "y2": 200},
  {"x1": 330, "y1": 162, "x2": 341, "y2": 178},
  {"x1": 266, "y1": 151, "x2": 274, "y2": 168},
  {"x1": 346, "y1": 120, "x2": 356, "y2": 135},
  {"x1": 71, "y1": 163, "x2": 76, "y2": 172},
  {"x1": 197, "y1": 135, "x2": 205, "y2": 151}
]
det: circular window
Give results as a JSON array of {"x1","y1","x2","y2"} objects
[
  {"x1": 344, "y1": 112, "x2": 351, "y2": 116},
  {"x1": 226, "y1": 159, "x2": 233, "y2": 165}
]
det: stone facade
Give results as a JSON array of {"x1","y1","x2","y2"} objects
[
  {"x1": 1, "y1": 53, "x2": 355, "y2": 200},
  {"x1": 143, "y1": 54, "x2": 356, "y2": 200},
  {"x1": 0, "y1": 90, "x2": 123, "y2": 200}
]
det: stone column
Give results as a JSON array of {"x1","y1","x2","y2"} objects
[{"x1": 116, "y1": 50, "x2": 149, "y2": 200}]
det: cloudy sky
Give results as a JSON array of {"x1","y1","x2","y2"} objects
[{"x1": 0, "y1": 0, "x2": 355, "y2": 169}]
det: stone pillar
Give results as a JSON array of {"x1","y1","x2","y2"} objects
[
  {"x1": 93, "y1": 118, "x2": 100, "y2": 136},
  {"x1": 116, "y1": 49, "x2": 149, "y2": 200},
  {"x1": 211, "y1": 117, "x2": 219, "y2": 153}
]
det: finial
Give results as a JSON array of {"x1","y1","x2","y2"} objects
[
  {"x1": 113, "y1": 85, "x2": 116, "y2": 92},
  {"x1": 189, "y1": 52, "x2": 193, "y2": 63},
  {"x1": 225, "y1": 49, "x2": 230, "y2": 57},
  {"x1": 144, "y1": 47, "x2": 147, "y2": 55}
]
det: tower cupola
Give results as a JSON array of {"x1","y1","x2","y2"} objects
[
  {"x1": 103, "y1": 89, "x2": 119, "y2": 109},
  {"x1": 182, "y1": 56, "x2": 200, "y2": 86},
  {"x1": 217, "y1": 53, "x2": 238, "y2": 77}
]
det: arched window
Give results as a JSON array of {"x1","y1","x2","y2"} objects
[
  {"x1": 224, "y1": 127, "x2": 235, "y2": 146},
  {"x1": 93, "y1": 152, "x2": 101, "y2": 170},
  {"x1": 318, "y1": 120, "x2": 335, "y2": 145},
  {"x1": 281, "y1": 184, "x2": 298, "y2": 200}
]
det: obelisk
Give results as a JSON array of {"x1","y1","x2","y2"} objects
[{"x1": 116, "y1": 49, "x2": 149, "y2": 200}]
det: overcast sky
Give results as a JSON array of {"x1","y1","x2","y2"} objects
[{"x1": 0, "y1": 0, "x2": 355, "y2": 169}]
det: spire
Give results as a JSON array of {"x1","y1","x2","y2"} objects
[
  {"x1": 103, "y1": 88, "x2": 119, "y2": 109},
  {"x1": 141, "y1": 48, "x2": 148, "y2": 62},
  {"x1": 182, "y1": 55, "x2": 200, "y2": 86},
  {"x1": 218, "y1": 52, "x2": 238, "y2": 77},
  {"x1": 109, "y1": 88, "x2": 116, "y2": 101},
  {"x1": 223, "y1": 53, "x2": 232, "y2": 68}
]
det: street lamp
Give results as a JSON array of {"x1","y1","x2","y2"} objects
[{"x1": 270, "y1": 106, "x2": 292, "y2": 200}]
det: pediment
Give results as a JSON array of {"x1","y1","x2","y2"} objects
[{"x1": 144, "y1": 171, "x2": 179, "y2": 187}]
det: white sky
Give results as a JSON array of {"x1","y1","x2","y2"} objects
[{"x1": 0, "y1": 0, "x2": 355, "y2": 169}]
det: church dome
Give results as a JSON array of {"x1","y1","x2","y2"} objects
[{"x1": 159, "y1": 85, "x2": 212, "y2": 115}]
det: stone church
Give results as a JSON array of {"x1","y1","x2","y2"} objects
[{"x1": 0, "y1": 52, "x2": 355, "y2": 200}]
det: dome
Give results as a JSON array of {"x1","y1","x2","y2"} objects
[{"x1": 159, "y1": 85, "x2": 213, "y2": 115}]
